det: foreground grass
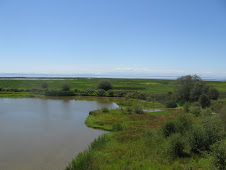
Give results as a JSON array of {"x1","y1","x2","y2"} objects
[
  {"x1": 66, "y1": 108, "x2": 217, "y2": 169},
  {"x1": 67, "y1": 108, "x2": 177, "y2": 169}
]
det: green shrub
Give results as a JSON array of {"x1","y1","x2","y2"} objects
[
  {"x1": 199, "y1": 94, "x2": 211, "y2": 108},
  {"x1": 189, "y1": 124, "x2": 207, "y2": 153},
  {"x1": 166, "y1": 133, "x2": 185, "y2": 159},
  {"x1": 165, "y1": 100, "x2": 177, "y2": 108},
  {"x1": 65, "y1": 150, "x2": 92, "y2": 170},
  {"x1": 137, "y1": 92, "x2": 146, "y2": 100},
  {"x1": 89, "y1": 134, "x2": 108, "y2": 150},
  {"x1": 183, "y1": 102, "x2": 190, "y2": 113},
  {"x1": 176, "y1": 114, "x2": 192, "y2": 133},
  {"x1": 126, "y1": 107, "x2": 133, "y2": 115},
  {"x1": 189, "y1": 118, "x2": 223, "y2": 153},
  {"x1": 208, "y1": 87, "x2": 219, "y2": 100},
  {"x1": 41, "y1": 82, "x2": 48, "y2": 89},
  {"x1": 190, "y1": 106, "x2": 201, "y2": 117},
  {"x1": 211, "y1": 140, "x2": 226, "y2": 170},
  {"x1": 220, "y1": 106, "x2": 226, "y2": 131},
  {"x1": 62, "y1": 83, "x2": 71, "y2": 91},
  {"x1": 107, "y1": 90, "x2": 114, "y2": 97},
  {"x1": 74, "y1": 89, "x2": 79, "y2": 93},
  {"x1": 96, "y1": 89, "x2": 106, "y2": 97},
  {"x1": 133, "y1": 106, "x2": 145, "y2": 115},
  {"x1": 45, "y1": 90, "x2": 75, "y2": 96},
  {"x1": 200, "y1": 108, "x2": 212, "y2": 116},
  {"x1": 112, "y1": 123, "x2": 124, "y2": 131},
  {"x1": 162, "y1": 120, "x2": 178, "y2": 137},
  {"x1": 97, "y1": 80, "x2": 112, "y2": 91},
  {"x1": 201, "y1": 116, "x2": 224, "y2": 150},
  {"x1": 101, "y1": 107, "x2": 109, "y2": 113}
]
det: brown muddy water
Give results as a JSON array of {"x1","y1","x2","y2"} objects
[{"x1": 0, "y1": 97, "x2": 118, "y2": 170}]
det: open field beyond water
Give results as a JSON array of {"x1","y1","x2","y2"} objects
[{"x1": 0, "y1": 78, "x2": 226, "y2": 93}]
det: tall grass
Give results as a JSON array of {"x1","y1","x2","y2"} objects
[{"x1": 65, "y1": 134, "x2": 107, "y2": 170}]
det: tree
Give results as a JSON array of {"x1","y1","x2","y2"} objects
[
  {"x1": 41, "y1": 82, "x2": 48, "y2": 89},
  {"x1": 62, "y1": 83, "x2": 71, "y2": 91},
  {"x1": 199, "y1": 94, "x2": 211, "y2": 108},
  {"x1": 208, "y1": 87, "x2": 219, "y2": 100},
  {"x1": 176, "y1": 75, "x2": 201, "y2": 101},
  {"x1": 97, "y1": 80, "x2": 113, "y2": 91},
  {"x1": 175, "y1": 75, "x2": 218, "y2": 103}
]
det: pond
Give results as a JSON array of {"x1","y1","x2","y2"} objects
[{"x1": 0, "y1": 97, "x2": 118, "y2": 170}]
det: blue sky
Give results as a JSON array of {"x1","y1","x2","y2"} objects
[{"x1": 0, "y1": 0, "x2": 225, "y2": 78}]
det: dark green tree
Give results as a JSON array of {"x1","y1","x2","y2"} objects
[
  {"x1": 175, "y1": 75, "x2": 218, "y2": 103},
  {"x1": 62, "y1": 83, "x2": 71, "y2": 91},
  {"x1": 97, "y1": 80, "x2": 113, "y2": 91},
  {"x1": 199, "y1": 94, "x2": 211, "y2": 108},
  {"x1": 176, "y1": 75, "x2": 201, "y2": 101},
  {"x1": 41, "y1": 82, "x2": 48, "y2": 89}
]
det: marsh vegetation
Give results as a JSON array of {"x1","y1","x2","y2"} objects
[{"x1": 0, "y1": 75, "x2": 225, "y2": 169}]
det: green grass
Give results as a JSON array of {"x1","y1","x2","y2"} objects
[
  {"x1": 0, "y1": 78, "x2": 175, "y2": 92},
  {"x1": 116, "y1": 98, "x2": 164, "y2": 109},
  {"x1": 68, "y1": 107, "x2": 224, "y2": 170},
  {"x1": 68, "y1": 108, "x2": 179, "y2": 169},
  {"x1": 1, "y1": 78, "x2": 225, "y2": 98}
]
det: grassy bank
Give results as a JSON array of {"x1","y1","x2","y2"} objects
[{"x1": 66, "y1": 106, "x2": 226, "y2": 169}]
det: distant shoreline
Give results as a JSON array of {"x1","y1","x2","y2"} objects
[{"x1": 0, "y1": 76, "x2": 225, "y2": 81}]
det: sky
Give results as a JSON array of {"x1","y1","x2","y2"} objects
[{"x1": 0, "y1": 0, "x2": 226, "y2": 78}]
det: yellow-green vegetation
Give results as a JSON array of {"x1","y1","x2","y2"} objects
[
  {"x1": 0, "y1": 78, "x2": 225, "y2": 96},
  {"x1": 86, "y1": 108, "x2": 172, "y2": 131},
  {"x1": 116, "y1": 98, "x2": 164, "y2": 109},
  {"x1": 65, "y1": 75, "x2": 226, "y2": 170},
  {"x1": 66, "y1": 105, "x2": 226, "y2": 170}
]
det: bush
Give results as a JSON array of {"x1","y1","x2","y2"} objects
[
  {"x1": 200, "y1": 108, "x2": 212, "y2": 116},
  {"x1": 166, "y1": 133, "x2": 185, "y2": 159},
  {"x1": 126, "y1": 107, "x2": 133, "y2": 115},
  {"x1": 175, "y1": 75, "x2": 219, "y2": 102},
  {"x1": 62, "y1": 83, "x2": 71, "y2": 91},
  {"x1": 189, "y1": 118, "x2": 224, "y2": 153},
  {"x1": 183, "y1": 102, "x2": 190, "y2": 113},
  {"x1": 165, "y1": 100, "x2": 177, "y2": 108},
  {"x1": 89, "y1": 134, "x2": 108, "y2": 150},
  {"x1": 220, "y1": 106, "x2": 226, "y2": 131},
  {"x1": 45, "y1": 90, "x2": 75, "y2": 96},
  {"x1": 66, "y1": 150, "x2": 92, "y2": 170},
  {"x1": 101, "y1": 107, "x2": 109, "y2": 113},
  {"x1": 112, "y1": 123, "x2": 124, "y2": 131},
  {"x1": 133, "y1": 106, "x2": 145, "y2": 115},
  {"x1": 211, "y1": 140, "x2": 226, "y2": 170},
  {"x1": 137, "y1": 92, "x2": 146, "y2": 100},
  {"x1": 41, "y1": 82, "x2": 48, "y2": 89},
  {"x1": 107, "y1": 90, "x2": 114, "y2": 97},
  {"x1": 162, "y1": 120, "x2": 178, "y2": 137},
  {"x1": 96, "y1": 89, "x2": 106, "y2": 97},
  {"x1": 189, "y1": 124, "x2": 207, "y2": 153},
  {"x1": 208, "y1": 87, "x2": 219, "y2": 100},
  {"x1": 97, "y1": 80, "x2": 112, "y2": 91},
  {"x1": 201, "y1": 116, "x2": 224, "y2": 150},
  {"x1": 199, "y1": 94, "x2": 211, "y2": 108},
  {"x1": 176, "y1": 114, "x2": 192, "y2": 133},
  {"x1": 81, "y1": 89, "x2": 95, "y2": 96},
  {"x1": 190, "y1": 106, "x2": 201, "y2": 117}
]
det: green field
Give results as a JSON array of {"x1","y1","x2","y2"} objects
[{"x1": 0, "y1": 78, "x2": 225, "y2": 93}]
